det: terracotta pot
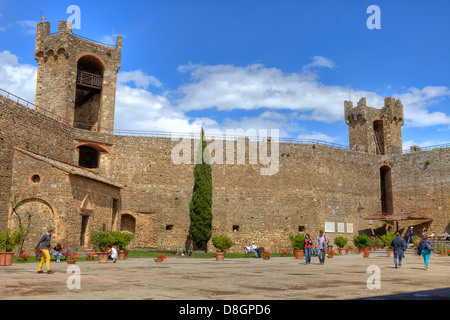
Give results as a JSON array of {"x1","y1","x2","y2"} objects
[
  {"x1": 97, "y1": 252, "x2": 109, "y2": 263},
  {"x1": 0, "y1": 252, "x2": 15, "y2": 266},
  {"x1": 67, "y1": 260, "x2": 77, "y2": 264},
  {"x1": 358, "y1": 247, "x2": 366, "y2": 254},
  {"x1": 118, "y1": 250, "x2": 129, "y2": 260},
  {"x1": 338, "y1": 248, "x2": 346, "y2": 256},
  {"x1": 363, "y1": 254, "x2": 370, "y2": 258},
  {"x1": 327, "y1": 255, "x2": 333, "y2": 259},
  {"x1": 369, "y1": 247, "x2": 375, "y2": 252},
  {"x1": 293, "y1": 249, "x2": 304, "y2": 259},
  {"x1": 438, "y1": 253, "x2": 447, "y2": 257},
  {"x1": 215, "y1": 250, "x2": 225, "y2": 261},
  {"x1": 377, "y1": 245, "x2": 382, "y2": 249},
  {"x1": 386, "y1": 248, "x2": 394, "y2": 257},
  {"x1": 263, "y1": 256, "x2": 270, "y2": 260},
  {"x1": 154, "y1": 258, "x2": 163, "y2": 262}
]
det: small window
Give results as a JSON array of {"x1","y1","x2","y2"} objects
[
  {"x1": 31, "y1": 174, "x2": 41, "y2": 185},
  {"x1": 232, "y1": 225, "x2": 240, "y2": 232},
  {"x1": 298, "y1": 226, "x2": 305, "y2": 233},
  {"x1": 166, "y1": 225, "x2": 173, "y2": 231},
  {"x1": 78, "y1": 146, "x2": 99, "y2": 169}
]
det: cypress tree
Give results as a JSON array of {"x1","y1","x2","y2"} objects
[{"x1": 189, "y1": 128, "x2": 213, "y2": 251}]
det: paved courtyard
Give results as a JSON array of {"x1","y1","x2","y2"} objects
[{"x1": 1, "y1": 252, "x2": 449, "y2": 300}]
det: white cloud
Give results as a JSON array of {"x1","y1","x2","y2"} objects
[
  {"x1": 0, "y1": 50, "x2": 37, "y2": 102},
  {"x1": 118, "y1": 70, "x2": 162, "y2": 89},
  {"x1": 17, "y1": 20, "x2": 38, "y2": 35}
]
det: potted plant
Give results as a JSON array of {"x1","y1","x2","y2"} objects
[
  {"x1": 17, "y1": 252, "x2": 30, "y2": 262},
  {"x1": 363, "y1": 250, "x2": 370, "y2": 258},
  {"x1": 263, "y1": 252, "x2": 271, "y2": 260},
  {"x1": 375, "y1": 237, "x2": 384, "y2": 249},
  {"x1": 67, "y1": 254, "x2": 79, "y2": 264},
  {"x1": 447, "y1": 250, "x2": 450, "y2": 257},
  {"x1": 435, "y1": 244, "x2": 447, "y2": 257},
  {"x1": 0, "y1": 227, "x2": 25, "y2": 266},
  {"x1": 280, "y1": 250, "x2": 288, "y2": 257},
  {"x1": 289, "y1": 234, "x2": 305, "y2": 259},
  {"x1": 86, "y1": 252, "x2": 95, "y2": 260},
  {"x1": 212, "y1": 235, "x2": 234, "y2": 261},
  {"x1": 369, "y1": 237, "x2": 377, "y2": 251},
  {"x1": 154, "y1": 254, "x2": 167, "y2": 262},
  {"x1": 334, "y1": 236, "x2": 348, "y2": 255},
  {"x1": 326, "y1": 250, "x2": 335, "y2": 258},
  {"x1": 90, "y1": 230, "x2": 114, "y2": 263},
  {"x1": 111, "y1": 231, "x2": 135, "y2": 260},
  {"x1": 346, "y1": 245, "x2": 354, "y2": 254},
  {"x1": 381, "y1": 233, "x2": 396, "y2": 257},
  {"x1": 353, "y1": 234, "x2": 371, "y2": 254}
]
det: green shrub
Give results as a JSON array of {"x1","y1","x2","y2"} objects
[
  {"x1": 90, "y1": 230, "x2": 115, "y2": 252},
  {"x1": 380, "y1": 233, "x2": 396, "y2": 248},
  {"x1": 334, "y1": 236, "x2": 348, "y2": 248},
  {"x1": 212, "y1": 236, "x2": 234, "y2": 251},
  {"x1": 0, "y1": 227, "x2": 25, "y2": 252},
  {"x1": 111, "y1": 231, "x2": 135, "y2": 250},
  {"x1": 353, "y1": 234, "x2": 371, "y2": 248},
  {"x1": 289, "y1": 233, "x2": 305, "y2": 250}
]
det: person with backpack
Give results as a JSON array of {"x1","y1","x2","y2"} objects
[
  {"x1": 417, "y1": 235, "x2": 434, "y2": 270},
  {"x1": 304, "y1": 234, "x2": 313, "y2": 264},
  {"x1": 390, "y1": 232, "x2": 405, "y2": 268}
]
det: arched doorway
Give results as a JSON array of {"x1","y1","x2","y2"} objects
[{"x1": 380, "y1": 165, "x2": 393, "y2": 214}]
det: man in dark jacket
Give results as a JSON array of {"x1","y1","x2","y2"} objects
[
  {"x1": 35, "y1": 227, "x2": 55, "y2": 274},
  {"x1": 390, "y1": 232, "x2": 405, "y2": 268}
]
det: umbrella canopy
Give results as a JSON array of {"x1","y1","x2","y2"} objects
[
  {"x1": 400, "y1": 212, "x2": 432, "y2": 221},
  {"x1": 363, "y1": 212, "x2": 391, "y2": 220}
]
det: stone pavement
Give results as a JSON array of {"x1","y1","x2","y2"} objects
[{"x1": 0, "y1": 252, "x2": 449, "y2": 300}]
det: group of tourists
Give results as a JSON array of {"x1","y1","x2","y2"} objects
[{"x1": 390, "y1": 229, "x2": 435, "y2": 270}]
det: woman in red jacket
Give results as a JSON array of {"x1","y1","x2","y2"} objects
[{"x1": 304, "y1": 233, "x2": 313, "y2": 264}]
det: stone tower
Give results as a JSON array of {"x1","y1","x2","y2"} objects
[
  {"x1": 344, "y1": 97, "x2": 404, "y2": 155},
  {"x1": 34, "y1": 21, "x2": 122, "y2": 133}
]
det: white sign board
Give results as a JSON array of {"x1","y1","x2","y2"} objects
[
  {"x1": 324, "y1": 221, "x2": 335, "y2": 233},
  {"x1": 337, "y1": 223, "x2": 345, "y2": 233},
  {"x1": 346, "y1": 223, "x2": 354, "y2": 234}
]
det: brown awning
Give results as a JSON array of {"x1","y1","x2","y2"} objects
[{"x1": 364, "y1": 211, "x2": 432, "y2": 222}]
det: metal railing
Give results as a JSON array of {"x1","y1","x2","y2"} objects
[
  {"x1": 1, "y1": 87, "x2": 449, "y2": 153},
  {"x1": 77, "y1": 71, "x2": 103, "y2": 89}
]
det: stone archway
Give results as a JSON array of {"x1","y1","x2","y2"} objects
[{"x1": 9, "y1": 198, "x2": 57, "y2": 253}]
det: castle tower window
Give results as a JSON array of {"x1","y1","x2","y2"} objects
[
  {"x1": 74, "y1": 54, "x2": 105, "y2": 131},
  {"x1": 373, "y1": 120, "x2": 385, "y2": 155},
  {"x1": 78, "y1": 146, "x2": 99, "y2": 169}
]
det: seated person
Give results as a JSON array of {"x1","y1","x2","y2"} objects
[
  {"x1": 53, "y1": 243, "x2": 62, "y2": 262},
  {"x1": 442, "y1": 230, "x2": 449, "y2": 241},
  {"x1": 245, "y1": 243, "x2": 259, "y2": 258},
  {"x1": 107, "y1": 245, "x2": 118, "y2": 263},
  {"x1": 311, "y1": 246, "x2": 318, "y2": 256},
  {"x1": 251, "y1": 241, "x2": 261, "y2": 258}
]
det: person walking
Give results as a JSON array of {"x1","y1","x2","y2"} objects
[
  {"x1": 390, "y1": 232, "x2": 405, "y2": 268},
  {"x1": 316, "y1": 231, "x2": 328, "y2": 265},
  {"x1": 417, "y1": 235, "x2": 434, "y2": 270},
  {"x1": 35, "y1": 227, "x2": 55, "y2": 274},
  {"x1": 406, "y1": 226, "x2": 414, "y2": 246},
  {"x1": 304, "y1": 234, "x2": 313, "y2": 264}
]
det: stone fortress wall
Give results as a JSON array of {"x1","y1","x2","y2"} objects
[{"x1": 0, "y1": 20, "x2": 448, "y2": 253}]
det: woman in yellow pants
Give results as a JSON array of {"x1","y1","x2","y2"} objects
[{"x1": 35, "y1": 227, "x2": 55, "y2": 274}]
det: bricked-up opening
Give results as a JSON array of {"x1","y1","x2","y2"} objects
[
  {"x1": 75, "y1": 55, "x2": 104, "y2": 131},
  {"x1": 111, "y1": 199, "x2": 119, "y2": 230},
  {"x1": 121, "y1": 214, "x2": 136, "y2": 234},
  {"x1": 373, "y1": 120, "x2": 385, "y2": 155},
  {"x1": 380, "y1": 165, "x2": 393, "y2": 214},
  {"x1": 78, "y1": 146, "x2": 99, "y2": 169}
]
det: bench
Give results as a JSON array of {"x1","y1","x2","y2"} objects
[{"x1": 244, "y1": 246, "x2": 266, "y2": 258}]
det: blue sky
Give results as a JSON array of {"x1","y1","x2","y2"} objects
[{"x1": 0, "y1": 0, "x2": 449, "y2": 149}]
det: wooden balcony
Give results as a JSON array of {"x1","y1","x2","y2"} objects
[{"x1": 77, "y1": 71, "x2": 103, "y2": 90}]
